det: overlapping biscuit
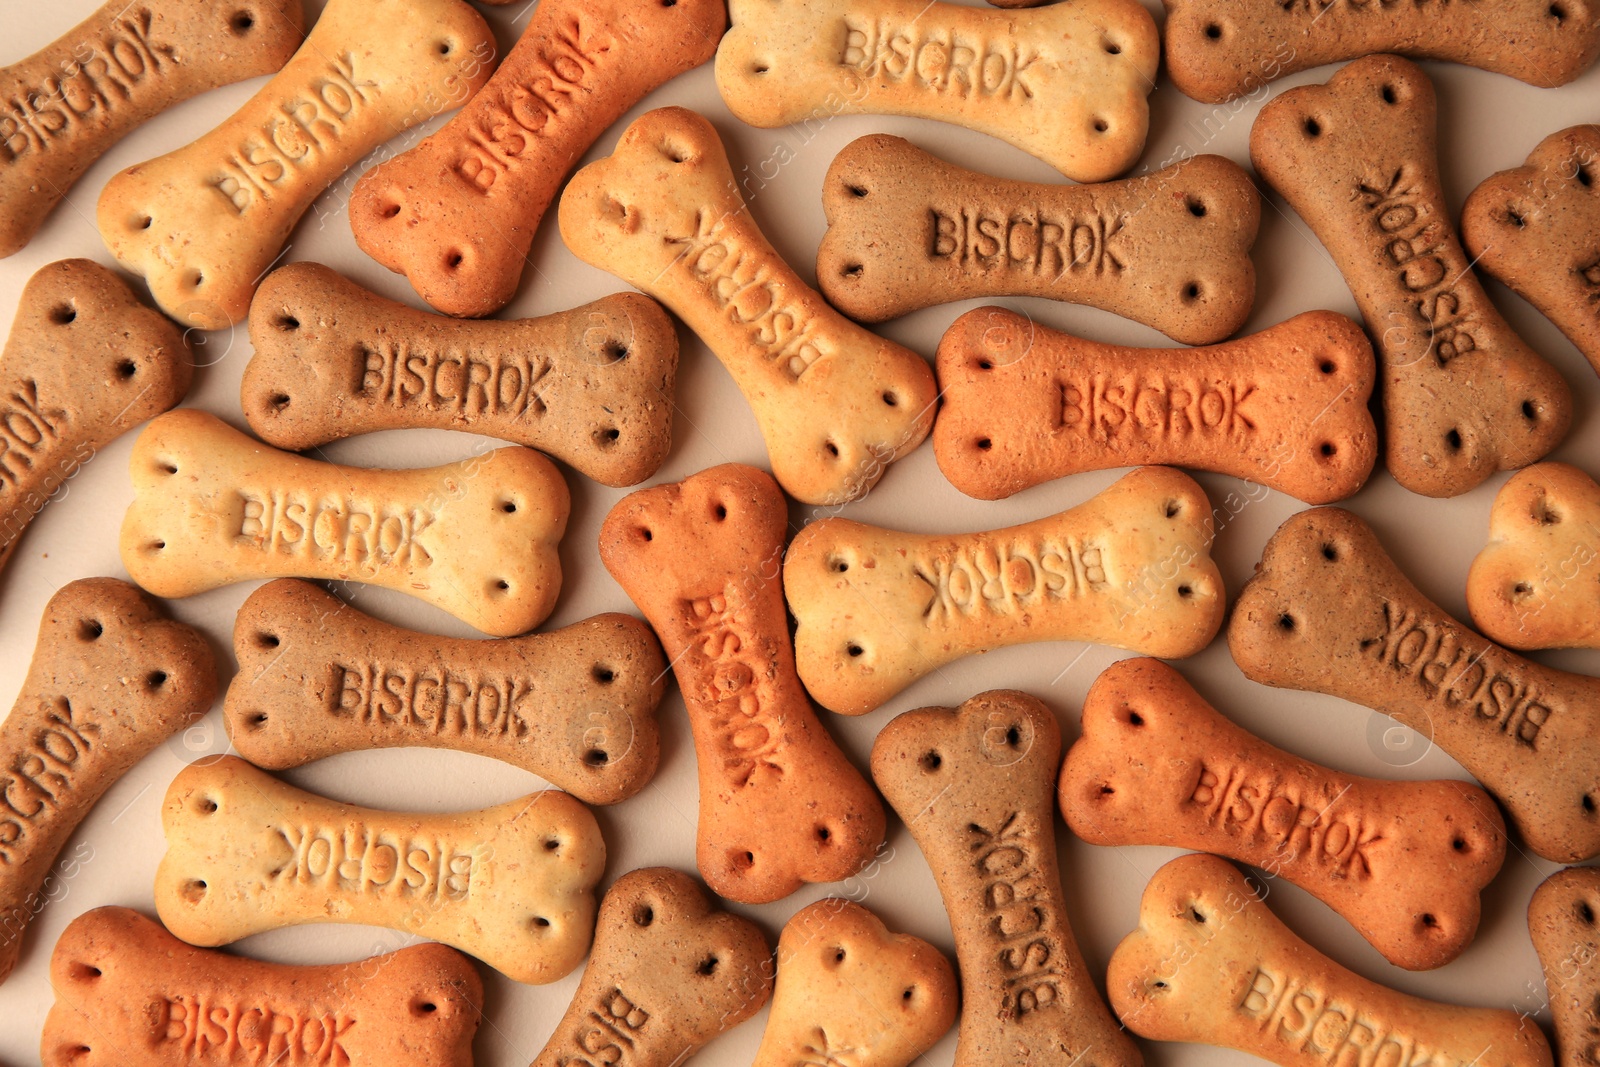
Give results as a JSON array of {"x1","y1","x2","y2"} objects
[
  {"x1": 95, "y1": 0, "x2": 496, "y2": 329},
  {"x1": 41, "y1": 905, "x2": 482, "y2": 1067},
  {"x1": 349, "y1": 0, "x2": 725, "y2": 317},
  {"x1": 1229, "y1": 506, "x2": 1600, "y2": 863},
  {"x1": 119, "y1": 409, "x2": 569, "y2": 637},
  {"x1": 224, "y1": 579, "x2": 665, "y2": 805},
  {"x1": 0, "y1": 577, "x2": 215, "y2": 986},
  {"x1": 1462, "y1": 124, "x2": 1600, "y2": 379},
  {"x1": 1060, "y1": 658, "x2": 1505, "y2": 971},
  {"x1": 598, "y1": 464, "x2": 886, "y2": 903},
  {"x1": 1251, "y1": 54, "x2": 1571, "y2": 498},
  {"x1": 933, "y1": 307, "x2": 1376, "y2": 502},
  {"x1": 155, "y1": 755, "x2": 604, "y2": 985},
  {"x1": 714, "y1": 0, "x2": 1158, "y2": 183},
  {"x1": 785, "y1": 465, "x2": 1223, "y2": 715},
  {"x1": 1107, "y1": 853, "x2": 1554, "y2": 1067},
  {"x1": 1528, "y1": 867, "x2": 1600, "y2": 1067},
  {"x1": 244, "y1": 262, "x2": 678, "y2": 487},
  {"x1": 871, "y1": 690, "x2": 1140, "y2": 1067},
  {"x1": 818, "y1": 137, "x2": 1259, "y2": 343},
  {"x1": 0, "y1": 0, "x2": 304, "y2": 258},
  {"x1": 559, "y1": 107, "x2": 936, "y2": 505}
]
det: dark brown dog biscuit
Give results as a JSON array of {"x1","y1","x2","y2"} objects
[{"x1": 1529, "y1": 867, "x2": 1600, "y2": 1067}]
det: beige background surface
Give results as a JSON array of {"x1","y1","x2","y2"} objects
[{"x1": 1, "y1": 0, "x2": 1598, "y2": 1063}]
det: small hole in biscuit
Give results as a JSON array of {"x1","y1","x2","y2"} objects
[
  {"x1": 198, "y1": 797, "x2": 218, "y2": 814},
  {"x1": 1582, "y1": 901, "x2": 1596, "y2": 924},
  {"x1": 1319, "y1": 441, "x2": 1337, "y2": 457},
  {"x1": 148, "y1": 670, "x2": 167, "y2": 688},
  {"x1": 714, "y1": 504, "x2": 727, "y2": 521},
  {"x1": 977, "y1": 359, "x2": 993, "y2": 370},
  {"x1": 825, "y1": 441, "x2": 840, "y2": 458},
  {"x1": 1322, "y1": 543, "x2": 1338, "y2": 562},
  {"x1": 1005, "y1": 725, "x2": 1022, "y2": 746},
  {"x1": 1278, "y1": 613, "x2": 1296, "y2": 632},
  {"x1": 231, "y1": 10, "x2": 254, "y2": 31},
  {"x1": 445, "y1": 251, "x2": 463, "y2": 269},
  {"x1": 80, "y1": 619, "x2": 103, "y2": 640},
  {"x1": 753, "y1": 64, "x2": 769, "y2": 74},
  {"x1": 593, "y1": 665, "x2": 615, "y2": 684},
  {"x1": 635, "y1": 905, "x2": 654, "y2": 927},
  {"x1": 1204, "y1": 22, "x2": 1222, "y2": 37},
  {"x1": 662, "y1": 0, "x2": 677, "y2": 7},
  {"x1": 380, "y1": 203, "x2": 401, "y2": 219},
  {"x1": 847, "y1": 184, "x2": 868, "y2": 198},
  {"x1": 257, "y1": 632, "x2": 280, "y2": 648},
  {"x1": 532, "y1": 916, "x2": 551, "y2": 928},
  {"x1": 187, "y1": 270, "x2": 204, "y2": 289},
  {"x1": 501, "y1": 501, "x2": 517, "y2": 513},
  {"x1": 418, "y1": 1001, "x2": 438, "y2": 1014},
  {"x1": 248, "y1": 712, "x2": 268, "y2": 728},
  {"x1": 1536, "y1": 501, "x2": 1561, "y2": 524},
  {"x1": 1190, "y1": 907, "x2": 1206, "y2": 924},
  {"x1": 921, "y1": 751, "x2": 942, "y2": 772},
  {"x1": 1092, "y1": 117, "x2": 1109, "y2": 133},
  {"x1": 137, "y1": 215, "x2": 153, "y2": 230},
  {"x1": 494, "y1": 579, "x2": 510, "y2": 591},
  {"x1": 543, "y1": 837, "x2": 560, "y2": 851},
  {"x1": 817, "y1": 825, "x2": 832, "y2": 842},
  {"x1": 603, "y1": 341, "x2": 629, "y2": 361},
  {"x1": 902, "y1": 987, "x2": 914, "y2": 1001},
  {"x1": 697, "y1": 955, "x2": 719, "y2": 975},
  {"x1": 1585, "y1": 793, "x2": 1596, "y2": 814},
  {"x1": 1127, "y1": 710, "x2": 1145, "y2": 726},
  {"x1": 73, "y1": 963, "x2": 102, "y2": 981},
  {"x1": 270, "y1": 393, "x2": 290, "y2": 410},
  {"x1": 50, "y1": 305, "x2": 76, "y2": 325},
  {"x1": 1422, "y1": 913, "x2": 1439, "y2": 929},
  {"x1": 1551, "y1": 1, "x2": 1567, "y2": 18},
  {"x1": 436, "y1": 40, "x2": 452, "y2": 55},
  {"x1": 584, "y1": 748, "x2": 609, "y2": 766},
  {"x1": 159, "y1": 461, "x2": 178, "y2": 475},
  {"x1": 882, "y1": 391, "x2": 898, "y2": 406},
  {"x1": 1513, "y1": 582, "x2": 1533, "y2": 598},
  {"x1": 1186, "y1": 199, "x2": 1206, "y2": 218},
  {"x1": 117, "y1": 360, "x2": 137, "y2": 379},
  {"x1": 834, "y1": 948, "x2": 847, "y2": 963},
  {"x1": 1522, "y1": 399, "x2": 1538, "y2": 420},
  {"x1": 1183, "y1": 282, "x2": 1201, "y2": 301},
  {"x1": 841, "y1": 263, "x2": 864, "y2": 279},
  {"x1": 1381, "y1": 84, "x2": 1397, "y2": 104},
  {"x1": 847, "y1": 643, "x2": 863, "y2": 657},
  {"x1": 1304, "y1": 118, "x2": 1321, "y2": 137},
  {"x1": 1319, "y1": 359, "x2": 1336, "y2": 374},
  {"x1": 1579, "y1": 165, "x2": 1595, "y2": 187},
  {"x1": 1177, "y1": 584, "x2": 1193, "y2": 598},
  {"x1": 1099, "y1": 784, "x2": 1116, "y2": 796},
  {"x1": 735, "y1": 851, "x2": 755, "y2": 869},
  {"x1": 663, "y1": 144, "x2": 689, "y2": 163},
  {"x1": 600, "y1": 428, "x2": 621, "y2": 445},
  {"x1": 183, "y1": 879, "x2": 207, "y2": 903},
  {"x1": 1165, "y1": 500, "x2": 1181, "y2": 518},
  {"x1": 1452, "y1": 836, "x2": 1467, "y2": 852},
  {"x1": 1507, "y1": 208, "x2": 1526, "y2": 228},
  {"x1": 976, "y1": 437, "x2": 992, "y2": 450},
  {"x1": 831, "y1": 558, "x2": 849, "y2": 573},
  {"x1": 641, "y1": 528, "x2": 653, "y2": 542},
  {"x1": 152, "y1": 540, "x2": 166, "y2": 551},
  {"x1": 1445, "y1": 428, "x2": 1463, "y2": 451}
]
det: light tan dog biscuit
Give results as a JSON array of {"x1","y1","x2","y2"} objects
[
  {"x1": 41, "y1": 905, "x2": 482, "y2": 1067},
  {"x1": 785, "y1": 465, "x2": 1223, "y2": 716},
  {"x1": 0, "y1": 0, "x2": 304, "y2": 258},
  {"x1": 244, "y1": 262, "x2": 678, "y2": 487},
  {"x1": 0, "y1": 577, "x2": 215, "y2": 987},
  {"x1": 934, "y1": 307, "x2": 1377, "y2": 503},
  {"x1": 531, "y1": 867, "x2": 773, "y2": 1067},
  {"x1": 156, "y1": 754, "x2": 603, "y2": 985},
  {"x1": 1107, "y1": 853, "x2": 1554, "y2": 1067},
  {"x1": 599, "y1": 464, "x2": 886, "y2": 903},
  {"x1": 120, "y1": 409, "x2": 569, "y2": 637},
  {"x1": 96, "y1": 0, "x2": 496, "y2": 329},
  {"x1": 818, "y1": 138, "x2": 1259, "y2": 343},
  {"x1": 1529, "y1": 867, "x2": 1600, "y2": 1067},
  {"x1": 1251, "y1": 55, "x2": 1572, "y2": 498},
  {"x1": 350, "y1": 0, "x2": 725, "y2": 318},
  {"x1": 871, "y1": 690, "x2": 1140, "y2": 1067},
  {"x1": 1467, "y1": 462, "x2": 1600, "y2": 651},
  {"x1": 0, "y1": 258, "x2": 192, "y2": 571},
  {"x1": 715, "y1": 0, "x2": 1158, "y2": 183},
  {"x1": 1229, "y1": 506, "x2": 1600, "y2": 863},
  {"x1": 1060, "y1": 658, "x2": 1506, "y2": 971},
  {"x1": 753, "y1": 899, "x2": 957, "y2": 1067}
]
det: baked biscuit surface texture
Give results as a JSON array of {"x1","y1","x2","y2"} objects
[{"x1": 1528, "y1": 867, "x2": 1600, "y2": 1067}]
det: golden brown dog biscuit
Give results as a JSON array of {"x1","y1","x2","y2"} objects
[
  {"x1": 0, "y1": 577, "x2": 215, "y2": 987},
  {"x1": 0, "y1": 0, "x2": 304, "y2": 258},
  {"x1": 558, "y1": 106, "x2": 937, "y2": 506},
  {"x1": 119, "y1": 408, "x2": 569, "y2": 637},
  {"x1": 818, "y1": 138, "x2": 1259, "y2": 343},
  {"x1": 1250, "y1": 54, "x2": 1572, "y2": 498},
  {"x1": 0, "y1": 258, "x2": 192, "y2": 570},
  {"x1": 96, "y1": 0, "x2": 496, "y2": 329},
  {"x1": 598, "y1": 464, "x2": 886, "y2": 903},
  {"x1": 1467, "y1": 462, "x2": 1600, "y2": 651},
  {"x1": 1529, "y1": 867, "x2": 1600, "y2": 1067},
  {"x1": 871, "y1": 690, "x2": 1140, "y2": 1067},
  {"x1": 933, "y1": 307, "x2": 1377, "y2": 503},
  {"x1": 243, "y1": 262, "x2": 678, "y2": 487},
  {"x1": 531, "y1": 867, "x2": 773, "y2": 1067},
  {"x1": 1060, "y1": 657, "x2": 1505, "y2": 971},
  {"x1": 714, "y1": 0, "x2": 1158, "y2": 183},
  {"x1": 785, "y1": 466, "x2": 1223, "y2": 716},
  {"x1": 1107, "y1": 853, "x2": 1554, "y2": 1067},
  {"x1": 1229, "y1": 506, "x2": 1600, "y2": 863},
  {"x1": 349, "y1": 0, "x2": 725, "y2": 318},
  {"x1": 41, "y1": 905, "x2": 482, "y2": 1067},
  {"x1": 155, "y1": 755, "x2": 603, "y2": 985}
]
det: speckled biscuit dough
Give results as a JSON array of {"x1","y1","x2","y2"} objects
[{"x1": 1528, "y1": 867, "x2": 1600, "y2": 1067}]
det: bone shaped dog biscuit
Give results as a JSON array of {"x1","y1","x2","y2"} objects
[
  {"x1": 1251, "y1": 55, "x2": 1571, "y2": 498},
  {"x1": 934, "y1": 307, "x2": 1377, "y2": 503},
  {"x1": 96, "y1": 0, "x2": 496, "y2": 329},
  {"x1": 120, "y1": 409, "x2": 569, "y2": 637},
  {"x1": 715, "y1": 0, "x2": 1158, "y2": 183},
  {"x1": 559, "y1": 106, "x2": 936, "y2": 506},
  {"x1": 1529, "y1": 867, "x2": 1600, "y2": 1067},
  {"x1": 785, "y1": 465, "x2": 1223, "y2": 715},
  {"x1": 1060, "y1": 658, "x2": 1506, "y2": 971},
  {"x1": 156, "y1": 755, "x2": 603, "y2": 985},
  {"x1": 818, "y1": 138, "x2": 1259, "y2": 344}
]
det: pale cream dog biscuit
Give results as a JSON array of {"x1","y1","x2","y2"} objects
[
  {"x1": 1250, "y1": 54, "x2": 1572, "y2": 498},
  {"x1": 119, "y1": 409, "x2": 569, "y2": 637},
  {"x1": 96, "y1": 0, "x2": 496, "y2": 329},
  {"x1": 0, "y1": 0, "x2": 305, "y2": 258},
  {"x1": 599, "y1": 464, "x2": 886, "y2": 903},
  {"x1": 785, "y1": 465, "x2": 1223, "y2": 716},
  {"x1": 934, "y1": 307, "x2": 1377, "y2": 503},
  {"x1": 349, "y1": 0, "x2": 726, "y2": 318},
  {"x1": 1467, "y1": 462, "x2": 1600, "y2": 651},
  {"x1": 224, "y1": 579, "x2": 666, "y2": 805},
  {"x1": 1060, "y1": 658, "x2": 1506, "y2": 971},
  {"x1": 531, "y1": 867, "x2": 773, "y2": 1067},
  {"x1": 871, "y1": 690, "x2": 1140, "y2": 1067},
  {"x1": 1107, "y1": 853, "x2": 1555, "y2": 1067},
  {"x1": 244, "y1": 262, "x2": 679, "y2": 487},
  {"x1": 1229, "y1": 506, "x2": 1600, "y2": 864},
  {"x1": 753, "y1": 899, "x2": 957, "y2": 1067},
  {"x1": 715, "y1": 0, "x2": 1158, "y2": 183},
  {"x1": 818, "y1": 138, "x2": 1259, "y2": 344},
  {"x1": 0, "y1": 258, "x2": 192, "y2": 572},
  {"x1": 0, "y1": 577, "x2": 215, "y2": 987},
  {"x1": 1528, "y1": 867, "x2": 1600, "y2": 1067},
  {"x1": 560, "y1": 107, "x2": 936, "y2": 506},
  {"x1": 156, "y1": 755, "x2": 603, "y2": 985},
  {"x1": 42, "y1": 905, "x2": 482, "y2": 1067}
]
